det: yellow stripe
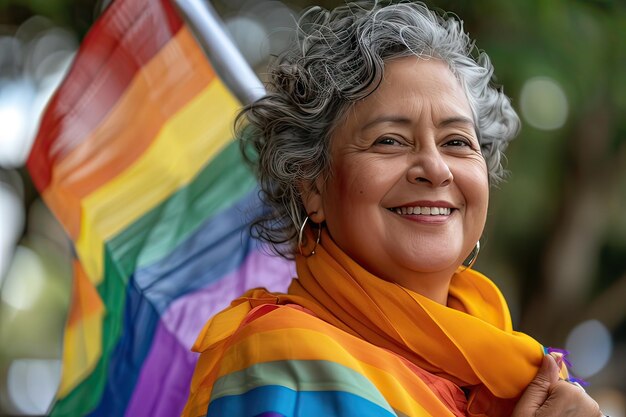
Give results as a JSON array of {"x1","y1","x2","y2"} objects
[
  {"x1": 189, "y1": 305, "x2": 457, "y2": 416},
  {"x1": 42, "y1": 27, "x2": 214, "y2": 241},
  {"x1": 57, "y1": 308, "x2": 104, "y2": 397},
  {"x1": 224, "y1": 328, "x2": 444, "y2": 416},
  {"x1": 57, "y1": 261, "x2": 105, "y2": 396},
  {"x1": 75, "y1": 79, "x2": 239, "y2": 284}
]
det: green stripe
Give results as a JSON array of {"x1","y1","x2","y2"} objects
[
  {"x1": 107, "y1": 139, "x2": 256, "y2": 278},
  {"x1": 51, "y1": 139, "x2": 256, "y2": 416},
  {"x1": 51, "y1": 248, "x2": 126, "y2": 416},
  {"x1": 211, "y1": 360, "x2": 394, "y2": 415}
]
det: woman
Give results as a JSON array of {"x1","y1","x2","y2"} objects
[{"x1": 183, "y1": 2, "x2": 602, "y2": 416}]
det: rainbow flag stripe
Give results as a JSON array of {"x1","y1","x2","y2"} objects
[
  {"x1": 26, "y1": 0, "x2": 293, "y2": 415},
  {"x1": 187, "y1": 304, "x2": 465, "y2": 417}
]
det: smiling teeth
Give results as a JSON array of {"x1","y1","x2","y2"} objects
[{"x1": 394, "y1": 207, "x2": 451, "y2": 215}]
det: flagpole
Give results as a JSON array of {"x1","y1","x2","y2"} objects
[{"x1": 173, "y1": 0, "x2": 266, "y2": 105}]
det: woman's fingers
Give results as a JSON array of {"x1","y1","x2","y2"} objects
[
  {"x1": 513, "y1": 354, "x2": 603, "y2": 417},
  {"x1": 535, "y1": 380, "x2": 602, "y2": 417},
  {"x1": 512, "y1": 355, "x2": 561, "y2": 417}
]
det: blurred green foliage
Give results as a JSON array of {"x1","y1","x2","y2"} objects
[{"x1": 0, "y1": 0, "x2": 99, "y2": 36}]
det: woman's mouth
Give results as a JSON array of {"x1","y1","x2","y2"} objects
[{"x1": 388, "y1": 206, "x2": 453, "y2": 216}]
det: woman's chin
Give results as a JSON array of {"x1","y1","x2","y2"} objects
[
  {"x1": 396, "y1": 246, "x2": 465, "y2": 275},
  {"x1": 370, "y1": 253, "x2": 465, "y2": 283},
  {"x1": 407, "y1": 260, "x2": 461, "y2": 275}
]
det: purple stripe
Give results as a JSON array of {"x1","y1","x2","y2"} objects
[
  {"x1": 122, "y1": 321, "x2": 197, "y2": 417},
  {"x1": 125, "y1": 248, "x2": 294, "y2": 417},
  {"x1": 161, "y1": 246, "x2": 294, "y2": 348}
]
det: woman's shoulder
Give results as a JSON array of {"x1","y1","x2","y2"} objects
[
  {"x1": 201, "y1": 301, "x2": 357, "y2": 367},
  {"x1": 191, "y1": 297, "x2": 324, "y2": 354},
  {"x1": 196, "y1": 303, "x2": 403, "y2": 417},
  {"x1": 184, "y1": 302, "x2": 384, "y2": 417}
]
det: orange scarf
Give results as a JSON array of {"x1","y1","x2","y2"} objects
[{"x1": 277, "y1": 230, "x2": 545, "y2": 416}]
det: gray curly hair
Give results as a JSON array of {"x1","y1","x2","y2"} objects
[{"x1": 238, "y1": 0, "x2": 520, "y2": 257}]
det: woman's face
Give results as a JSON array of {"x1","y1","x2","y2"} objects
[{"x1": 304, "y1": 56, "x2": 489, "y2": 290}]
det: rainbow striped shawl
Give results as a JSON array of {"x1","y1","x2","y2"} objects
[
  {"x1": 27, "y1": 0, "x2": 293, "y2": 415},
  {"x1": 184, "y1": 301, "x2": 469, "y2": 417}
]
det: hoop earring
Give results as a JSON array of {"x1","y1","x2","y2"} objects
[
  {"x1": 461, "y1": 241, "x2": 480, "y2": 271},
  {"x1": 298, "y1": 216, "x2": 321, "y2": 257}
]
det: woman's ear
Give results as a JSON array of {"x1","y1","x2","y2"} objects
[{"x1": 299, "y1": 177, "x2": 325, "y2": 223}]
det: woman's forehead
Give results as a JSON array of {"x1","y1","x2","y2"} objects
[{"x1": 344, "y1": 57, "x2": 473, "y2": 127}]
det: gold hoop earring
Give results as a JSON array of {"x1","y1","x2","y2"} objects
[
  {"x1": 461, "y1": 241, "x2": 480, "y2": 271},
  {"x1": 298, "y1": 216, "x2": 321, "y2": 257}
]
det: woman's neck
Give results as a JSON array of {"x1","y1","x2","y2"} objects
[{"x1": 390, "y1": 269, "x2": 456, "y2": 305}]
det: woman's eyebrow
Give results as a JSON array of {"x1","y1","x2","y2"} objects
[
  {"x1": 360, "y1": 115, "x2": 475, "y2": 132},
  {"x1": 437, "y1": 116, "x2": 475, "y2": 129},
  {"x1": 361, "y1": 115, "x2": 413, "y2": 131}
]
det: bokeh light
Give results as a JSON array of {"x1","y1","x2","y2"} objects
[
  {"x1": 0, "y1": 16, "x2": 76, "y2": 169},
  {"x1": 519, "y1": 76, "x2": 569, "y2": 131},
  {"x1": 6, "y1": 358, "x2": 61, "y2": 415},
  {"x1": 0, "y1": 79, "x2": 37, "y2": 167},
  {"x1": 565, "y1": 319, "x2": 613, "y2": 379},
  {"x1": 0, "y1": 245, "x2": 46, "y2": 311},
  {"x1": 225, "y1": 16, "x2": 270, "y2": 68},
  {"x1": 27, "y1": 199, "x2": 73, "y2": 252},
  {"x1": 0, "y1": 36, "x2": 23, "y2": 77},
  {"x1": 0, "y1": 172, "x2": 25, "y2": 285},
  {"x1": 0, "y1": 233, "x2": 72, "y2": 415},
  {"x1": 223, "y1": 0, "x2": 296, "y2": 69},
  {"x1": 25, "y1": 27, "x2": 76, "y2": 80},
  {"x1": 239, "y1": 0, "x2": 296, "y2": 56}
]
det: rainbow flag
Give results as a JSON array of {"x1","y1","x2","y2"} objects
[{"x1": 26, "y1": 0, "x2": 293, "y2": 415}]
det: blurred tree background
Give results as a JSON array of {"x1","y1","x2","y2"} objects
[{"x1": 0, "y1": 0, "x2": 624, "y2": 415}]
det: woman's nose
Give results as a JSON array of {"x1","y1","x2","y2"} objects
[{"x1": 406, "y1": 146, "x2": 453, "y2": 187}]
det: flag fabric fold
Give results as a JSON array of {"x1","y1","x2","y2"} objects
[{"x1": 26, "y1": 0, "x2": 293, "y2": 415}]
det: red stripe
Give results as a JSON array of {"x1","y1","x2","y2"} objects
[
  {"x1": 27, "y1": 0, "x2": 183, "y2": 192},
  {"x1": 43, "y1": 28, "x2": 216, "y2": 239}
]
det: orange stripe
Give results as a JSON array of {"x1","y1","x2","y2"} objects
[
  {"x1": 230, "y1": 308, "x2": 462, "y2": 410},
  {"x1": 43, "y1": 27, "x2": 215, "y2": 239},
  {"x1": 67, "y1": 260, "x2": 104, "y2": 326},
  {"x1": 60, "y1": 260, "x2": 104, "y2": 396},
  {"x1": 27, "y1": 0, "x2": 183, "y2": 192},
  {"x1": 189, "y1": 307, "x2": 461, "y2": 417}
]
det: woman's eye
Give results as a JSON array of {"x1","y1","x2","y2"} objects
[
  {"x1": 375, "y1": 136, "x2": 402, "y2": 146},
  {"x1": 443, "y1": 138, "x2": 471, "y2": 147}
]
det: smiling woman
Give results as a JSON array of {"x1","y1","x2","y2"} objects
[
  {"x1": 183, "y1": 2, "x2": 603, "y2": 417},
  {"x1": 303, "y1": 58, "x2": 489, "y2": 304}
]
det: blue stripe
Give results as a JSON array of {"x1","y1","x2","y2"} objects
[
  {"x1": 132, "y1": 189, "x2": 264, "y2": 314},
  {"x1": 207, "y1": 386, "x2": 398, "y2": 417},
  {"x1": 211, "y1": 360, "x2": 393, "y2": 414},
  {"x1": 87, "y1": 191, "x2": 265, "y2": 417}
]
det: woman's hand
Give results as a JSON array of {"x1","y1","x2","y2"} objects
[{"x1": 512, "y1": 354, "x2": 603, "y2": 417}]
